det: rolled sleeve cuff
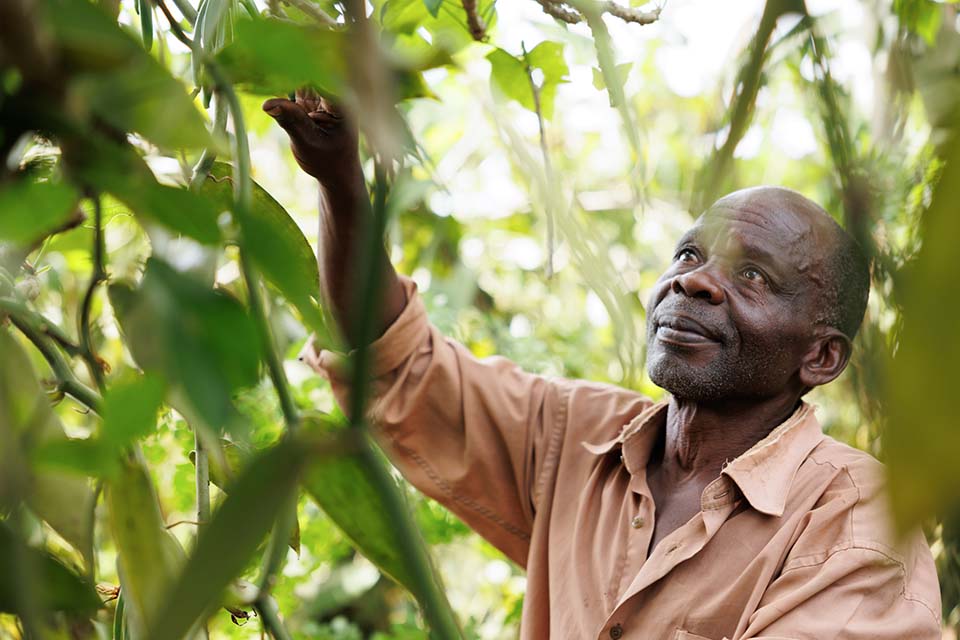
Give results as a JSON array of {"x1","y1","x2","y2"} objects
[{"x1": 299, "y1": 276, "x2": 429, "y2": 382}]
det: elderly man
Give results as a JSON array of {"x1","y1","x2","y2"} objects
[{"x1": 263, "y1": 94, "x2": 941, "y2": 639}]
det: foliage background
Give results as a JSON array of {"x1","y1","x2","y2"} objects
[{"x1": 1, "y1": 0, "x2": 960, "y2": 637}]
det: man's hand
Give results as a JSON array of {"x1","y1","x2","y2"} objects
[
  {"x1": 262, "y1": 89, "x2": 361, "y2": 191},
  {"x1": 263, "y1": 88, "x2": 407, "y2": 348}
]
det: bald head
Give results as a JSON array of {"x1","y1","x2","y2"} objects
[{"x1": 709, "y1": 186, "x2": 871, "y2": 339}]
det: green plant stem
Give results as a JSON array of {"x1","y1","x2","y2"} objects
[
  {"x1": 280, "y1": 0, "x2": 336, "y2": 26},
  {"x1": 346, "y1": 159, "x2": 389, "y2": 427},
  {"x1": 209, "y1": 58, "x2": 301, "y2": 620},
  {"x1": 254, "y1": 596, "x2": 292, "y2": 640},
  {"x1": 358, "y1": 437, "x2": 463, "y2": 639},
  {"x1": 79, "y1": 194, "x2": 107, "y2": 391},
  {"x1": 522, "y1": 45, "x2": 556, "y2": 279},
  {"x1": 190, "y1": 93, "x2": 228, "y2": 190},
  {"x1": 194, "y1": 432, "x2": 211, "y2": 528},
  {"x1": 169, "y1": 0, "x2": 197, "y2": 25},
  {"x1": 691, "y1": 0, "x2": 790, "y2": 212},
  {"x1": 0, "y1": 297, "x2": 80, "y2": 357},
  {"x1": 6, "y1": 313, "x2": 102, "y2": 413}
]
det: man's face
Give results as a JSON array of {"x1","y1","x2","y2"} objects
[{"x1": 645, "y1": 193, "x2": 829, "y2": 403}]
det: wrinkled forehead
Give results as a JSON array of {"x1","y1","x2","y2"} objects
[{"x1": 682, "y1": 202, "x2": 828, "y2": 275}]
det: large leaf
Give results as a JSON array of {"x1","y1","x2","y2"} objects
[
  {"x1": 68, "y1": 136, "x2": 222, "y2": 245},
  {"x1": 101, "y1": 373, "x2": 166, "y2": 447},
  {"x1": 202, "y1": 163, "x2": 330, "y2": 340},
  {"x1": 45, "y1": 0, "x2": 211, "y2": 149},
  {"x1": 300, "y1": 416, "x2": 434, "y2": 601},
  {"x1": 886, "y1": 120, "x2": 960, "y2": 529},
  {"x1": 148, "y1": 437, "x2": 310, "y2": 640},
  {"x1": 0, "y1": 330, "x2": 96, "y2": 567},
  {"x1": 0, "y1": 520, "x2": 101, "y2": 615},
  {"x1": 0, "y1": 178, "x2": 80, "y2": 247},
  {"x1": 109, "y1": 258, "x2": 261, "y2": 433},
  {"x1": 106, "y1": 452, "x2": 184, "y2": 637},
  {"x1": 217, "y1": 18, "x2": 347, "y2": 96}
]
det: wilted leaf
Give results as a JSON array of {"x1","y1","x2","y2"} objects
[
  {"x1": 106, "y1": 452, "x2": 184, "y2": 637},
  {"x1": 0, "y1": 330, "x2": 96, "y2": 567},
  {"x1": 109, "y1": 259, "x2": 261, "y2": 433},
  {"x1": 201, "y1": 163, "x2": 330, "y2": 340},
  {"x1": 0, "y1": 520, "x2": 101, "y2": 615},
  {"x1": 149, "y1": 438, "x2": 310, "y2": 640}
]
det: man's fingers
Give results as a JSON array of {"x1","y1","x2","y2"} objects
[
  {"x1": 308, "y1": 110, "x2": 341, "y2": 129},
  {"x1": 262, "y1": 98, "x2": 315, "y2": 139}
]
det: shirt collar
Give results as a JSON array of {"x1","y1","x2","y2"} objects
[{"x1": 582, "y1": 400, "x2": 825, "y2": 517}]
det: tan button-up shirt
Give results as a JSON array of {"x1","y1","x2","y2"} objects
[{"x1": 305, "y1": 277, "x2": 941, "y2": 639}]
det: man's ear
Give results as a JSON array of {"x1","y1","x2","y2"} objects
[{"x1": 799, "y1": 328, "x2": 852, "y2": 389}]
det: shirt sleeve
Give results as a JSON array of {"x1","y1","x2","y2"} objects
[
  {"x1": 303, "y1": 276, "x2": 648, "y2": 566},
  {"x1": 735, "y1": 540, "x2": 941, "y2": 639}
]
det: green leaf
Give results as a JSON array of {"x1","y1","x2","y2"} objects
[
  {"x1": 202, "y1": 163, "x2": 331, "y2": 341},
  {"x1": 217, "y1": 18, "x2": 347, "y2": 96},
  {"x1": 101, "y1": 373, "x2": 166, "y2": 448},
  {"x1": 47, "y1": 0, "x2": 211, "y2": 149},
  {"x1": 886, "y1": 122, "x2": 960, "y2": 529},
  {"x1": 138, "y1": 0, "x2": 153, "y2": 51},
  {"x1": 0, "y1": 178, "x2": 80, "y2": 246},
  {"x1": 109, "y1": 258, "x2": 261, "y2": 433},
  {"x1": 106, "y1": 452, "x2": 184, "y2": 637},
  {"x1": 300, "y1": 416, "x2": 428, "y2": 598},
  {"x1": 32, "y1": 438, "x2": 121, "y2": 479},
  {"x1": 422, "y1": 0, "x2": 441, "y2": 18},
  {"x1": 592, "y1": 62, "x2": 632, "y2": 92},
  {"x1": 487, "y1": 42, "x2": 569, "y2": 119},
  {"x1": 149, "y1": 438, "x2": 309, "y2": 640},
  {"x1": 487, "y1": 48, "x2": 534, "y2": 112},
  {"x1": 69, "y1": 136, "x2": 222, "y2": 245},
  {"x1": 0, "y1": 520, "x2": 102, "y2": 615},
  {"x1": 0, "y1": 329, "x2": 96, "y2": 567}
]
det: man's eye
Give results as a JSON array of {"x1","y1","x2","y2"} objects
[
  {"x1": 676, "y1": 248, "x2": 698, "y2": 263},
  {"x1": 742, "y1": 267, "x2": 766, "y2": 283}
]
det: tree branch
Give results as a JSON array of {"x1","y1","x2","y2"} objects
[
  {"x1": 536, "y1": 0, "x2": 662, "y2": 26},
  {"x1": 461, "y1": 0, "x2": 486, "y2": 41}
]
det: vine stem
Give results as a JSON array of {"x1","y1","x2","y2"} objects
[
  {"x1": 335, "y1": 3, "x2": 463, "y2": 637},
  {"x1": 78, "y1": 194, "x2": 107, "y2": 392},
  {"x1": 522, "y1": 43, "x2": 556, "y2": 279},
  {"x1": 4, "y1": 312, "x2": 102, "y2": 412},
  {"x1": 208, "y1": 60, "x2": 302, "y2": 640}
]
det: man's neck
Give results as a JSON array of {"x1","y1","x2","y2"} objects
[{"x1": 657, "y1": 394, "x2": 802, "y2": 485}]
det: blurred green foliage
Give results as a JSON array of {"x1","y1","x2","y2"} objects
[{"x1": 1, "y1": 0, "x2": 960, "y2": 637}]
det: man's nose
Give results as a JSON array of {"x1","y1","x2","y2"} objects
[{"x1": 671, "y1": 267, "x2": 725, "y2": 304}]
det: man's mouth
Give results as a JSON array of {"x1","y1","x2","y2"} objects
[{"x1": 654, "y1": 315, "x2": 719, "y2": 346}]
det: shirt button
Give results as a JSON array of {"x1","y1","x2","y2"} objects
[
  {"x1": 609, "y1": 623, "x2": 624, "y2": 639},
  {"x1": 630, "y1": 515, "x2": 645, "y2": 529}
]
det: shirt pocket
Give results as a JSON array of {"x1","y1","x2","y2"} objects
[{"x1": 674, "y1": 631, "x2": 715, "y2": 640}]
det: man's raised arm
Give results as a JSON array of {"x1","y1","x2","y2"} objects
[{"x1": 261, "y1": 91, "x2": 407, "y2": 347}]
